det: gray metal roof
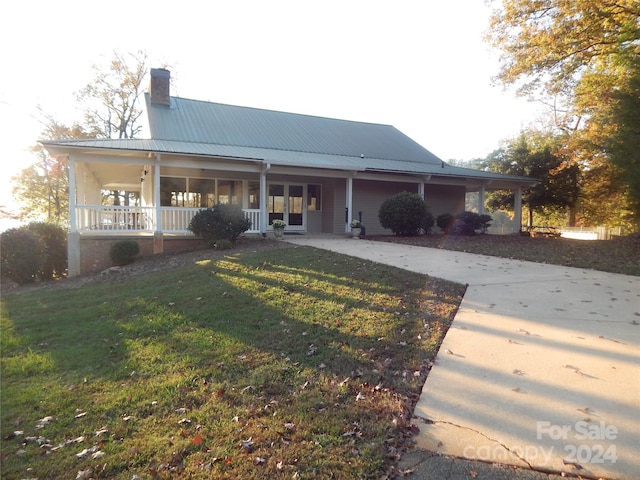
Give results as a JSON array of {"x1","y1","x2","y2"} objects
[
  {"x1": 146, "y1": 94, "x2": 443, "y2": 166},
  {"x1": 42, "y1": 94, "x2": 538, "y2": 187},
  {"x1": 42, "y1": 137, "x2": 536, "y2": 187}
]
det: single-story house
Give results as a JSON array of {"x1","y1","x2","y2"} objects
[{"x1": 42, "y1": 68, "x2": 537, "y2": 276}]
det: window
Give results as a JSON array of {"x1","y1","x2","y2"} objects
[
  {"x1": 160, "y1": 177, "x2": 187, "y2": 206},
  {"x1": 307, "y1": 184, "x2": 322, "y2": 211},
  {"x1": 188, "y1": 178, "x2": 216, "y2": 208},
  {"x1": 248, "y1": 181, "x2": 260, "y2": 209},
  {"x1": 217, "y1": 180, "x2": 243, "y2": 205}
]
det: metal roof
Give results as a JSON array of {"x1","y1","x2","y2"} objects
[
  {"x1": 146, "y1": 94, "x2": 443, "y2": 166},
  {"x1": 41, "y1": 94, "x2": 538, "y2": 187}
]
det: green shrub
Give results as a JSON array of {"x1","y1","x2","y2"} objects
[
  {"x1": 214, "y1": 239, "x2": 234, "y2": 250},
  {"x1": 26, "y1": 222, "x2": 67, "y2": 279},
  {"x1": 422, "y1": 210, "x2": 435, "y2": 234},
  {"x1": 0, "y1": 228, "x2": 45, "y2": 284},
  {"x1": 188, "y1": 205, "x2": 251, "y2": 244},
  {"x1": 378, "y1": 191, "x2": 433, "y2": 236},
  {"x1": 478, "y1": 214, "x2": 493, "y2": 234},
  {"x1": 109, "y1": 240, "x2": 140, "y2": 266},
  {"x1": 436, "y1": 213, "x2": 454, "y2": 233},
  {"x1": 440, "y1": 212, "x2": 494, "y2": 236}
]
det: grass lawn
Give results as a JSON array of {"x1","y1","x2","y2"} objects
[
  {"x1": 1, "y1": 245, "x2": 465, "y2": 479},
  {"x1": 370, "y1": 233, "x2": 640, "y2": 276}
]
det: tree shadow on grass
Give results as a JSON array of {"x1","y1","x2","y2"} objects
[{"x1": 0, "y1": 246, "x2": 464, "y2": 479}]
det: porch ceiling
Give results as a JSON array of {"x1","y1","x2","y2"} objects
[{"x1": 85, "y1": 162, "x2": 145, "y2": 191}]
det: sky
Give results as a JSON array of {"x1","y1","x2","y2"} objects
[{"x1": 0, "y1": 0, "x2": 542, "y2": 211}]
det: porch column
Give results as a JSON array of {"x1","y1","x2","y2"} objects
[
  {"x1": 67, "y1": 155, "x2": 81, "y2": 277},
  {"x1": 513, "y1": 186, "x2": 523, "y2": 233},
  {"x1": 67, "y1": 155, "x2": 76, "y2": 232},
  {"x1": 153, "y1": 154, "x2": 164, "y2": 254},
  {"x1": 345, "y1": 175, "x2": 353, "y2": 233},
  {"x1": 478, "y1": 183, "x2": 485, "y2": 215},
  {"x1": 260, "y1": 163, "x2": 268, "y2": 236}
]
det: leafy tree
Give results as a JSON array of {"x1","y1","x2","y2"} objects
[
  {"x1": 486, "y1": 0, "x2": 639, "y2": 97},
  {"x1": 12, "y1": 119, "x2": 91, "y2": 223},
  {"x1": 13, "y1": 51, "x2": 151, "y2": 220},
  {"x1": 486, "y1": 0, "x2": 640, "y2": 228},
  {"x1": 484, "y1": 133, "x2": 580, "y2": 227}
]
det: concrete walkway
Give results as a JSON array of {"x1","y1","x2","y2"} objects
[{"x1": 284, "y1": 236, "x2": 640, "y2": 480}]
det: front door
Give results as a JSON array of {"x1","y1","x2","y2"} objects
[{"x1": 268, "y1": 184, "x2": 305, "y2": 231}]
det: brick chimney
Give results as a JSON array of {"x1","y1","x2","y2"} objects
[{"x1": 149, "y1": 68, "x2": 170, "y2": 106}]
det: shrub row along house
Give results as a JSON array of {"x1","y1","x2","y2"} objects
[{"x1": 42, "y1": 69, "x2": 537, "y2": 276}]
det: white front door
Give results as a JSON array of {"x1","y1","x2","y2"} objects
[{"x1": 268, "y1": 183, "x2": 305, "y2": 231}]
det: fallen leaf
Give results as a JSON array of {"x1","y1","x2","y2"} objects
[
  {"x1": 192, "y1": 433, "x2": 203, "y2": 445},
  {"x1": 76, "y1": 469, "x2": 92, "y2": 480},
  {"x1": 241, "y1": 437, "x2": 254, "y2": 452},
  {"x1": 35, "y1": 416, "x2": 55, "y2": 429}
]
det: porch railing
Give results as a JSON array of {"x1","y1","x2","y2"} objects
[
  {"x1": 75, "y1": 206, "x2": 261, "y2": 234},
  {"x1": 76, "y1": 206, "x2": 156, "y2": 232}
]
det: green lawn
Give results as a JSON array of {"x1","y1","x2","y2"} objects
[{"x1": 1, "y1": 245, "x2": 464, "y2": 479}]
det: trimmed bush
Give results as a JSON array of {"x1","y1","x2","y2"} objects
[
  {"x1": 0, "y1": 228, "x2": 45, "y2": 284},
  {"x1": 436, "y1": 213, "x2": 454, "y2": 233},
  {"x1": 378, "y1": 191, "x2": 433, "y2": 236},
  {"x1": 188, "y1": 204, "x2": 251, "y2": 244},
  {"x1": 110, "y1": 240, "x2": 140, "y2": 266},
  {"x1": 26, "y1": 221, "x2": 67, "y2": 279},
  {"x1": 438, "y1": 212, "x2": 493, "y2": 235}
]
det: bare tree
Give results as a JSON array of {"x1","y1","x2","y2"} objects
[{"x1": 77, "y1": 50, "x2": 148, "y2": 139}]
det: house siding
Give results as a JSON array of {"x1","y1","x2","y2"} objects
[
  {"x1": 352, "y1": 180, "x2": 419, "y2": 235},
  {"x1": 424, "y1": 184, "x2": 466, "y2": 219}
]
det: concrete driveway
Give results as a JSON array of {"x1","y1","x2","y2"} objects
[{"x1": 284, "y1": 236, "x2": 640, "y2": 480}]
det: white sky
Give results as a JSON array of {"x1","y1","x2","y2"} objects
[{"x1": 0, "y1": 0, "x2": 541, "y2": 210}]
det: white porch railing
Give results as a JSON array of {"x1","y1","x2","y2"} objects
[
  {"x1": 76, "y1": 206, "x2": 156, "y2": 232},
  {"x1": 75, "y1": 206, "x2": 261, "y2": 234}
]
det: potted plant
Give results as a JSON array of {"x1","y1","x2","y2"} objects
[
  {"x1": 349, "y1": 219, "x2": 362, "y2": 239},
  {"x1": 271, "y1": 219, "x2": 286, "y2": 238}
]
